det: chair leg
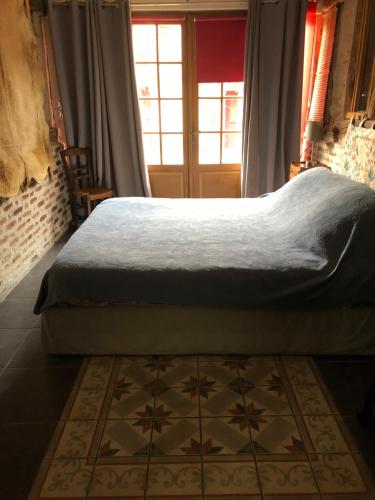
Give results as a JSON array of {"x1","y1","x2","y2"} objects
[
  {"x1": 83, "y1": 195, "x2": 91, "y2": 219},
  {"x1": 69, "y1": 194, "x2": 80, "y2": 229}
]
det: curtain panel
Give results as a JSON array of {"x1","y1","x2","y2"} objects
[
  {"x1": 48, "y1": 0, "x2": 151, "y2": 197},
  {"x1": 241, "y1": 0, "x2": 307, "y2": 197}
]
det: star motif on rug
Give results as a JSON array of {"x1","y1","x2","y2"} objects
[
  {"x1": 98, "y1": 440, "x2": 120, "y2": 457},
  {"x1": 134, "y1": 404, "x2": 172, "y2": 433},
  {"x1": 228, "y1": 402, "x2": 266, "y2": 431},
  {"x1": 180, "y1": 438, "x2": 223, "y2": 455},
  {"x1": 283, "y1": 435, "x2": 305, "y2": 453},
  {"x1": 266, "y1": 374, "x2": 285, "y2": 397},
  {"x1": 222, "y1": 359, "x2": 252, "y2": 371},
  {"x1": 143, "y1": 356, "x2": 175, "y2": 373},
  {"x1": 182, "y1": 376, "x2": 216, "y2": 399},
  {"x1": 113, "y1": 378, "x2": 133, "y2": 401}
]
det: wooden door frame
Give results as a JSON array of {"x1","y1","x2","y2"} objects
[{"x1": 132, "y1": 11, "x2": 246, "y2": 198}]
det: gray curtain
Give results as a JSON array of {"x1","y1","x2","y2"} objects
[
  {"x1": 241, "y1": 0, "x2": 307, "y2": 197},
  {"x1": 48, "y1": 0, "x2": 151, "y2": 196}
]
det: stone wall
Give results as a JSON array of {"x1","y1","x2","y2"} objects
[{"x1": 0, "y1": 143, "x2": 71, "y2": 300}]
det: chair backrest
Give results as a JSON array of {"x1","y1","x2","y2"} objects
[{"x1": 60, "y1": 147, "x2": 94, "y2": 192}]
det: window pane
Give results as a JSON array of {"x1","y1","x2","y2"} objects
[
  {"x1": 132, "y1": 25, "x2": 157, "y2": 62},
  {"x1": 158, "y1": 25, "x2": 182, "y2": 62},
  {"x1": 161, "y1": 100, "x2": 183, "y2": 132},
  {"x1": 223, "y1": 82, "x2": 244, "y2": 98},
  {"x1": 162, "y1": 134, "x2": 184, "y2": 164},
  {"x1": 135, "y1": 64, "x2": 158, "y2": 98},
  {"x1": 198, "y1": 83, "x2": 221, "y2": 97},
  {"x1": 139, "y1": 100, "x2": 159, "y2": 132},
  {"x1": 143, "y1": 134, "x2": 160, "y2": 165},
  {"x1": 199, "y1": 133, "x2": 220, "y2": 164},
  {"x1": 199, "y1": 99, "x2": 221, "y2": 131},
  {"x1": 159, "y1": 64, "x2": 182, "y2": 98},
  {"x1": 223, "y1": 98, "x2": 243, "y2": 131},
  {"x1": 222, "y1": 133, "x2": 242, "y2": 164}
]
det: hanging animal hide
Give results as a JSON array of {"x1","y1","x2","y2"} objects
[{"x1": 0, "y1": 0, "x2": 52, "y2": 197}]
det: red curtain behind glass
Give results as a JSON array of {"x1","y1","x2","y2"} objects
[
  {"x1": 301, "y1": 3, "x2": 338, "y2": 159},
  {"x1": 195, "y1": 16, "x2": 247, "y2": 83},
  {"x1": 301, "y1": 3, "x2": 317, "y2": 144}
]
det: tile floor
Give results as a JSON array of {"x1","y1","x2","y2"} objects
[{"x1": 0, "y1": 231, "x2": 374, "y2": 499}]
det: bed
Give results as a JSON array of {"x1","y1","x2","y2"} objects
[{"x1": 34, "y1": 167, "x2": 375, "y2": 354}]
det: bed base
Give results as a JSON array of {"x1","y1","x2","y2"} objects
[{"x1": 41, "y1": 303, "x2": 375, "y2": 355}]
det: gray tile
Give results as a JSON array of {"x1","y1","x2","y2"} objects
[
  {"x1": 0, "y1": 456, "x2": 44, "y2": 500},
  {"x1": 0, "y1": 299, "x2": 39, "y2": 329},
  {"x1": 0, "y1": 329, "x2": 29, "y2": 368},
  {"x1": 316, "y1": 362, "x2": 375, "y2": 477},
  {"x1": 6, "y1": 271, "x2": 42, "y2": 300},
  {"x1": 344, "y1": 416, "x2": 375, "y2": 455},
  {"x1": 9, "y1": 328, "x2": 82, "y2": 368},
  {"x1": 29, "y1": 254, "x2": 57, "y2": 276},
  {"x1": 0, "y1": 421, "x2": 57, "y2": 459},
  {"x1": 314, "y1": 355, "x2": 375, "y2": 363},
  {"x1": 315, "y1": 361, "x2": 375, "y2": 414},
  {"x1": 0, "y1": 366, "x2": 79, "y2": 422},
  {"x1": 363, "y1": 453, "x2": 375, "y2": 477}
]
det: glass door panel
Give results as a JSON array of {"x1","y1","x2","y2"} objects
[
  {"x1": 222, "y1": 133, "x2": 242, "y2": 164},
  {"x1": 132, "y1": 25, "x2": 157, "y2": 62},
  {"x1": 199, "y1": 99, "x2": 221, "y2": 130},
  {"x1": 162, "y1": 134, "x2": 184, "y2": 165},
  {"x1": 159, "y1": 65, "x2": 183, "y2": 98},
  {"x1": 143, "y1": 135, "x2": 161, "y2": 165},
  {"x1": 135, "y1": 64, "x2": 158, "y2": 98},
  {"x1": 199, "y1": 134, "x2": 221, "y2": 164},
  {"x1": 197, "y1": 82, "x2": 243, "y2": 166},
  {"x1": 158, "y1": 25, "x2": 182, "y2": 62},
  {"x1": 133, "y1": 23, "x2": 185, "y2": 167},
  {"x1": 139, "y1": 100, "x2": 159, "y2": 132}
]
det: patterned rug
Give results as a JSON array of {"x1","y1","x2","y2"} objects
[{"x1": 29, "y1": 355, "x2": 375, "y2": 499}]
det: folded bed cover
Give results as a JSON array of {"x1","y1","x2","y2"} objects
[{"x1": 35, "y1": 168, "x2": 375, "y2": 313}]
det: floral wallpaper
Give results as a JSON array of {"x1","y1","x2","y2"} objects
[{"x1": 332, "y1": 122, "x2": 375, "y2": 189}]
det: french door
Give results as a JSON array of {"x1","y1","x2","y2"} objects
[{"x1": 132, "y1": 14, "x2": 246, "y2": 198}]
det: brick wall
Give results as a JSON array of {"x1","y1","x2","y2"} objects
[{"x1": 0, "y1": 143, "x2": 71, "y2": 300}]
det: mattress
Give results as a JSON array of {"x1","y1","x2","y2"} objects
[{"x1": 35, "y1": 168, "x2": 375, "y2": 313}]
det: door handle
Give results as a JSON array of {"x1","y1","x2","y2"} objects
[{"x1": 191, "y1": 127, "x2": 196, "y2": 152}]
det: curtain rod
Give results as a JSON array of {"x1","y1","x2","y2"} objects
[
  {"x1": 51, "y1": 0, "x2": 248, "y2": 6},
  {"x1": 52, "y1": 0, "x2": 118, "y2": 5}
]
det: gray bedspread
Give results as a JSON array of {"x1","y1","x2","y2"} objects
[{"x1": 34, "y1": 168, "x2": 375, "y2": 313}]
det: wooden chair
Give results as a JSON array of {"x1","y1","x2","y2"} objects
[{"x1": 60, "y1": 147, "x2": 113, "y2": 227}]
